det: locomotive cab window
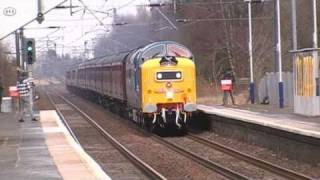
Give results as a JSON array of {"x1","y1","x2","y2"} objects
[
  {"x1": 156, "y1": 71, "x2": 182, "y2": 81},
  {"x1": 141, "y1": 45, "x2": 165, "y2": 60}
]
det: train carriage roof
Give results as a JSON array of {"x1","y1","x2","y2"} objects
[{"x1": 76, "y1": 51, "x2": 130, "y2": 68}]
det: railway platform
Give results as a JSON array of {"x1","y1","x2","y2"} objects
[
  {"x1": 198, "y1": 104, "x2": 320, "y2": 138},
  {"x1": 197, "y1": 104, "x2": 320, "y2": 164},
  {"x1": 0, "y1": 110, "x2": 110, "y2": 180}
]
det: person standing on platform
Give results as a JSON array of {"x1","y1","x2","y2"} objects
[
  {"x1": 221, "y1": 70, "x2": 236, "y2": 105},
  {"x1": 17, "y1": 75, "x2": 36, "y2": 122},
  {"x1": 0, "y1": 76, "x2": 3, "y2": 112}
]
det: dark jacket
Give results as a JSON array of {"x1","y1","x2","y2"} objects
[{"x1": 222, "y1": 72, "x2": 235, "y2": 83}]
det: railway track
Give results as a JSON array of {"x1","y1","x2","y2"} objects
[
  {"x1": 48, "y1": 89, "x2": 251, "y2": 179},
  {"x1": 186, "y1": 133, "x2": 312, "y2": 180},
  {"x1": 45, "y1": 87, "x2": 313, "y2": 180},
  {"x1": 46, "y1": 92, "x2": 166, "y2": 180},
  {"x1": 149, "y1": 134, "x2": 249, "y2": 180}
]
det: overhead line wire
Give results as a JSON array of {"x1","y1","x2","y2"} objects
[
  {"x1": 155, "y1": 7, "x2": 178, "y2": 30},
  {"x1": 64, "y1": 0, "x2": 140, "y2": 46},
  {"x1": 78, "y1": 0, "x2": 105, "y2": 26}
]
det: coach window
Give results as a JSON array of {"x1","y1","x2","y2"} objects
[{"x1": 141, "y1": 44, "x2": 165, "y2": 61}]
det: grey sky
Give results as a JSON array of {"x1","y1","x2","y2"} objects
[{"x1": 1, "y1": 0, "x2": 169, "y2": 57}]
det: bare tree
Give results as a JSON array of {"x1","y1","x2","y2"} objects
[
  {"x1": 0, "y1": 44, "x2": 17, "y2": 95},
  {"x1": 90, "y1": 0, "x2": 317, "y2": 99}
]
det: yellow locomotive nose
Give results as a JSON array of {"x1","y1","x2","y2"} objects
[
  {"x1": 166, "y1": 82, "x2": 172, "y2": 88},
  {"x1": 140, "y1": 57, "x2": 196, "y2": 113}
]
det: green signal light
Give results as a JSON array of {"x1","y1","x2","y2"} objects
[{"x1": 27, "y1": 46, "x2": 33, "y2": 51}]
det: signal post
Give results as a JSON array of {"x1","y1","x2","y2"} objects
[{"x1": 21, "y1": 36, "x2": 36, "y2": 119}]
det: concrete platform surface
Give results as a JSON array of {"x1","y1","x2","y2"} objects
[
  {"x1": 0, "y1": 111, "x2": 110, "y2": 180},
  {"x1": 198, "y1": 104, "x2": 320, "y2": 139},
  {"x1": 0, "y1": 112, "x2": 62, "y2": 180}
]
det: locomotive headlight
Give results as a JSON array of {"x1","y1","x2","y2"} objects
[
  {"x1": 166, "y1": 91, "x2": 173, "y2": 99},
  {"x1": 176, "y1": 72, "x2": 181, "y2": 79},
  {"x1": 157, "y1": 73, "x2": 162, "y2": 79}
]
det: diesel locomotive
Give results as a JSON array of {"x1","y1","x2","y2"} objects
[{"x1": 66, "y1": 41, "x2": 197, "y2": 131}]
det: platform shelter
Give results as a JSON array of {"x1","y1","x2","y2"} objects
[{"x1": 291, "y1": 48, "x2": 320, "y2": 116}]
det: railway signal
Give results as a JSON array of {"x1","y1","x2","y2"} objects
[{"x1": 25, "y1": 38, "x2": 36, "y2": 64}]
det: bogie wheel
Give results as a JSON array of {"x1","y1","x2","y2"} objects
[
  {"x1": 179, "y1": 124, "x2": 188, "y2": 136},
  {"x1": 143, "y1": 116, "x2": 156, "y2": 133}
]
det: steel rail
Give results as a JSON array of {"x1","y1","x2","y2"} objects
[
  {"x1": 187, "y1": 133, "x2": 312, "y2": 180},
  {"x1": 150, "y1": 134, "x2": 249, "y2": 180},
  {"x1": 48, "y1": 92, "x2": 167, "y2": 180},
  {"x1": 46, "y1": 92, "x2": 80, "y2": 144},
  {"x1": 54, "y1": 91, "x2": 247, "y2": 179}
]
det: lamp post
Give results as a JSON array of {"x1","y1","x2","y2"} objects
[
  {"x1": 312, "y1": 0, "x2": 318, "y2": 50},
  {"x1": 247, "y1": 0, "x2": 255, "y2": 104},
  {"x1": 275, "y1": 0, "x2": 284, "y2": 108},
  {"x1": 312, "y1": 0, "x2": 319, "y2": 96},
  {"x1": 244, "y1": 0, "x2": 265, "y2": 104},
  {"x1": 291, "y1": 0, "x2": 297, "y2": 50},
  {"x1": 245, "y1": 0, "x2": 283, "y2": 107}
]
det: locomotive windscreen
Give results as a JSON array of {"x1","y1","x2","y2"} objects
[
  {"x1": 140, "y1": 42, "x2": 193, "y2": 62},
  {"x1": 167, "y1": 44, "x2": 192, "y2": 59}
]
